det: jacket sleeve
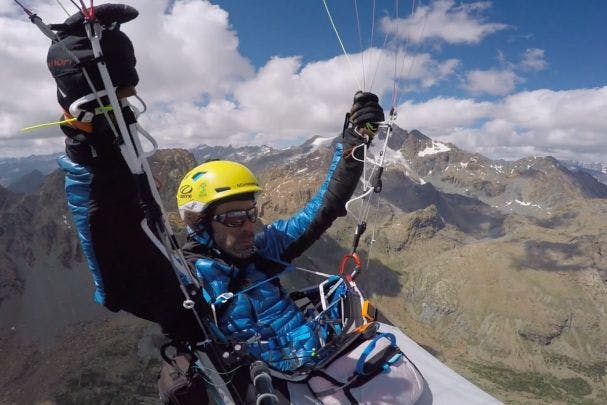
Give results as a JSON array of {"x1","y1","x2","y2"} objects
[{"x1": 254, "y1": 128, "x2": 365, "y2": 261}]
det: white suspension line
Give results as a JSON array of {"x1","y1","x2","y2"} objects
[
  {"x1": 55, "y1": 0, "x2": 71, "y2": 16},
  {"x1": 396, "y1": 0, "x2": 429, "y2": 108},
  {"x1": 370, "y1": 0, "x2": 377, "y2": 50},
  {"x1": 352, "y1": 0, "x2": 366, "y2": 90},
  {"x1": 391, "y1": 0, "x2": 401, "y2": 109},
  {"x1": 365, "y1": 194, "x2": 383, "y2": 270},
  {"x1": 68, "y1": 0, "x2": 82, "y2": 13},
  {"x1": 321, "y1": 0, "x2": 363, "y2": 90},
  {"x1": 295, "y1": 266, "x2": 333, "y2": 279},
  {"x1": 369, "y1": 12, "x2": 392, "y2": 92}
]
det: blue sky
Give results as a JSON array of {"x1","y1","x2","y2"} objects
[
  {"x1": 216, "y1": 0, "x2": 606, "y2": 96},
  {"x1": 1, "y1": 0, "x2": 606, "y2": 161}
]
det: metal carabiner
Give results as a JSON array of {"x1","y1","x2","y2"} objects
[{"x1": 338, "y1": 252, "x2": 362, "y2": 282}]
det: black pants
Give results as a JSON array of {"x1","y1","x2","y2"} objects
[
  {"x1": 64, "y1": 133, "x2": 203, "y2": 340},
  {"x1": 159, "y1": 358, "x2": 291, "y2": 404}
]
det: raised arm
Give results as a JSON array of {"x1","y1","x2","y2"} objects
[{"x1": 255, "y1": 92, "x2": 385, "y2": 261}]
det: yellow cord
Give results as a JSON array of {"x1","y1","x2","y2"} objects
[
  {"x1": 21, "y1": 117, "x2": 77, "y2": 132},
  {"x1": 21, "y1": 105, "x2": 112, "y2": 132}
]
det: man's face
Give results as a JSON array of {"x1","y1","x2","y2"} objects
[{"x1": 210, "y1": 199, "x2": 257, "y2": 259}]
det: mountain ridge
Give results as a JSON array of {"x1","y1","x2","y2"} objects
[{"x1": 1, "y1": 129, "x2": 606, "y2": 404}]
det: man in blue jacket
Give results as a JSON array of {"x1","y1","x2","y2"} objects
[
  {"x1": 49, "y1": 3, "x2": 386, "y2": 402},
  {"x1": 175, "y1": 93, "x2": 383, "y2": 373},
  {"x1": 59, "y1": 90, "x2": 383, "y2": 402}
]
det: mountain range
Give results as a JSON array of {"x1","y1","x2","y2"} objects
[
  {"x1": 0, "y1": 153, "x2": 59, "y2": 191},
  {"x1": 3, "y1": 140, "x2": 607, "y2": 193},
  {"x1": 1, "y1": 127, "x2": 606, "y2": 404}
]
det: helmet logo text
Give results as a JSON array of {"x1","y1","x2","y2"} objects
[{"x1": 179, "y1": 185, "x2": 193, "y2": 195}]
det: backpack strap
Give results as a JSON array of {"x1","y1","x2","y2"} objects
[
  {"x1": 355, "y1": 332, "x2": 397, "y2": 375},
  {"x1": 308, "y1": 332, "x2": 403, "y2": 399}
]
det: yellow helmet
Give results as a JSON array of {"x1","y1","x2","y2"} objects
[{"x1": 177, "y1": 160, "x2": 262, "y2": 225}]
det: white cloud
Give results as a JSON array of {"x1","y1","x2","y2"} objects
[
  {"x1": 397, "y1": 86, "x2": 607, "y2": 162},
  {"x1": 498, "y1": 88, "x2": 607, "y2": 141},
  {"x1": 460, "y1": 48, "x2": 547, "y2": 96},
  {"x1": 2, "y1": 1, "x2": 459, "y2": 157},
  {"x1": 358, "y1": 48, "x2": 460, "y2": 93},
  {"x1": 0, "y1": 1, "x2": 70, "y2": 157},
  {"x1": 134, "y1": 54, "x2": 368, "y2": 150},
  {"x1": 380, "y1": 0, "x2": 508, "y2": 45},
  {"x1": 462, "y1": 69, "x2": 520, "y2": 96},
  {"x1": 396, "y1": 97, "x2": 494, "y2": 132},
  {"x1": 519, "y1": 48, "x2": 548, "y2": 71},
  {"x1": 137, "y1": 46, "x2": 461, "y2": 149},
  {"x1": 1, "y1": 0, "x2": 255, "y2": 157},
  {"x1": 0, "y1": 1, "x2": 603, "y2": 165},
  {"x1": 122, "y1": 0, "x2": 254, "y2": 103}
]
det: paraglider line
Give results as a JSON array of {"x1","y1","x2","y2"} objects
[
  {"x1": 13, "y1": 0, "x2": 34, "y2": 17},
  {"x1": 369, "y1": 14, "x2": 391, "y2": 92},
  {"x1": 391, "y1": 0, "x2": 400, "y2": 110},
  {"x1": 321, "y1": 0, "x2": 362, "y2": 90},
  {"x1": 68, "y1": 0, "x2": 84, "y2": 16},
  {"x1": 352, "y1": 0, "x2": 366, "y2": 90},
  {"x1": 55, "y1": 0, "x2": 71, "y2": 16},
  {"x1": 396, "y1": 0, "x2": 427, "y2": 109},
  {"x1": 370, "y1": 0, "x2": 376, "y2": 51}
]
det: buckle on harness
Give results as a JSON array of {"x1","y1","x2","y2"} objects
[{"x1": 215, "y1": 292, "x2": 234, "y2": 305}]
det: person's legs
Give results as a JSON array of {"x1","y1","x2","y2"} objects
[{"x1": 229, "y1": 366, "x2": 291, "y2": 404}]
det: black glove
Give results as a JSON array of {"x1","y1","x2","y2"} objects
[{"x1": 349, "y1": 91, "x2": 385, "y2": 128}]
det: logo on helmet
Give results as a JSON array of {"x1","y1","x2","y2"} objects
[
  {"x1": 179, "y1": 184, "x2": 193, "y2": 197},
  {"x1": 237, "y1": 182, "x2": 257, "y2": 188}
]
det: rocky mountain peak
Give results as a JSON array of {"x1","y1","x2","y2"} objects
[
  {"x1": 371, "y1": 128, "x2": 607, "y2": 213},
  {"x1": 0, "y1": 184, "x2": 15, "y2": 211},
  {"x1": 563, "y1": 160, "x2": 607, "y2": 185},
  {"x1": 0, "y1": 153, "x2": 59, "y2": 188},
  {"x1": 399, "y1": 128, "x2": 438, "y2": 160},
  {"x1": 2, "y1": 141, "x2": 607, "y2": 404},
  {"x1": 7, "y1": 169, "x2": 46, "y2": 194},
  {"x1": 148, "y1": 148, "x2": 198, "y2": 213}
]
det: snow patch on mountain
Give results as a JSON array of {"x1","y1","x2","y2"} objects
[
  {"x1": 383, "y1": 147, "x2": 411, "y2": 169},
  {"x1": 418, "y1": 141, "x2": 451, "y2": 157},
  {"x1": 515, "y1": 199, "x2": 543, "y2": 209},
  {"x1": 62, "y1": 215, "x2": 72, "y2": 229},
  {"x1": 311, "y1": 137, "x2": 333, "y2": 148},
  {"x1": 491, "y1": 164, "x2": 504, "y2": 174}
]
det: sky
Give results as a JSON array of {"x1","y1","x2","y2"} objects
[{"x1": 0, "y1": 0, "x2": 606, "y2": 162}]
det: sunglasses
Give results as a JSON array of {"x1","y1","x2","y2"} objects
[
  {"x1": 212, "y1": 206, "x2": 258, "y2": 228},
  {"x1": 365, "y1": 122, "x2": 380, "y2": 133}
]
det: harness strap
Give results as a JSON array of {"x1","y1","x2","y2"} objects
[
  {"x1": 309, "y1": 332, "x2": 401, "y2": 398},
  {"x1": 355, "y1": 332, "x2": 396, "y2": 375},
  {"x1": 229, "y1": 265, "x2": 293, "y2": 300},
  {"x1": 62, "y1": 110, "x2": 93, "y2": 133},
  {"x1": 345, "y1": 389, "x2": 360, "y2": 405}
]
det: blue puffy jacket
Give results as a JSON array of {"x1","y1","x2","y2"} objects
[
  {"x1": 182, "y1": 135, "x2": 366, "y2": 371},
  {"x1": 59, "y1": 128, "x2": 366, "y2": 368}
]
